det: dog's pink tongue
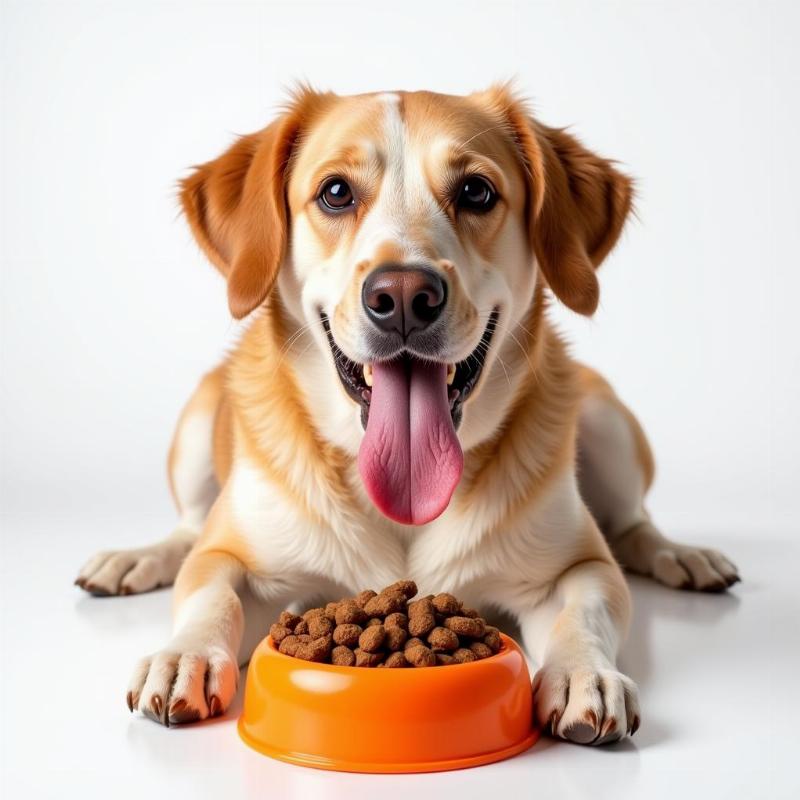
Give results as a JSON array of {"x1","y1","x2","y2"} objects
[{"x1": 358, "y1": 360, "x2": 463, "y2": 525}]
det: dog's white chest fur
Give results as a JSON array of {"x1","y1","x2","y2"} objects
[{"x1": 228, "y1": 454, "x2": 583, "y2": 610}]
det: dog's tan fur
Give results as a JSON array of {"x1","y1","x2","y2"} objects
[{"x1": 77, "y1": 86, "x2": 739, "y2": 742}]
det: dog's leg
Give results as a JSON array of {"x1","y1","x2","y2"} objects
[
  {"x1": 75, "y1": 369, "x2": 223, "y2": 596},
  {"x1": 577, "y1": 372, "x2": 740, "y2": 591},
  {"x1": 127, "y1": 544, "x2": 247, "y2": 725},
  {"x1": 520, "y1": 557, "x2": 640, "y2": 745}
]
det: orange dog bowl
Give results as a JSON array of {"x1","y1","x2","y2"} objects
[{"x1": 238, "y1": 632, "x2": 538, "y2": 773}]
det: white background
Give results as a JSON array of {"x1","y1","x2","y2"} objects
[{"x1": 1, "y1": 1, "x2": 798, "y2": 798}]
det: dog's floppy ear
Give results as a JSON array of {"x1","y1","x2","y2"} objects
[
  {"x1": 179, "y1": 112, "x2": 301, "y2": 319},
  {"x1": 503, "y1": 97, "x2": 633, "y2": 315}
]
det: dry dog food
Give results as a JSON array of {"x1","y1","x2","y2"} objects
[{"x1": 268, "y1": 580, "x2": 502, "y2": 667}]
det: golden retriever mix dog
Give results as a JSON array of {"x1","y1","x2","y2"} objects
[{"x1": 76, "y1": 86, "x2": 739, "y2": 743}]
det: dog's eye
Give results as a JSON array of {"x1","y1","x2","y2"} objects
[
  {"x1": 456, "y1": 176, "x2": 497, "y2": 212},
  {"x1": 318, "y1": 178, "x2": 354, "y2": 211}
]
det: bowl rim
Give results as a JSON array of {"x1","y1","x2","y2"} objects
[{"x1": 261, "y1": 630, "x2": 520, "y2": 673}]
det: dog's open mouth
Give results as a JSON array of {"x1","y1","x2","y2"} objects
[
  {"x1": 320, "y1": 310, "x2": 499, "y2": 430},
  {"x1": 321, "y1": 311, "x2": 499, "y2": 526}
]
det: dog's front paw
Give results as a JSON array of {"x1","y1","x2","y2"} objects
[
  {"x1": 533, "y1": 663, "x2": 640, "y2": 745},
  {"x1": 651, "y1": 543, "x2": 740, "y2": 592},
  {"x1": 127, "y1": 641, "x2": 238, "y2": 726},
  {"x1": 75, "y1": 539, "x2": 193, "y2": 596}
]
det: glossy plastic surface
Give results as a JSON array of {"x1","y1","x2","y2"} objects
[{"x1": 238, "y1": 632, "x2": 539, "y2": 773}]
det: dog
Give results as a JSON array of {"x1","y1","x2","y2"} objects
[{"x1": 76, "y1": 85, "x2": 739, "y2": 743}]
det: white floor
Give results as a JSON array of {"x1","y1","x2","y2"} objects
[{"x1": 1, "y1": 511, "x2": 797, "y2": 800}]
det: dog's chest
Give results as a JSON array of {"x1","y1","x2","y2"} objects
[{"x1": 228, "y1": 454, "x2": 580, "y2": 599}]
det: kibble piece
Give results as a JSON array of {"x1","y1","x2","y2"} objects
[
  {"x1": 436, "y1": 653, "x2": 455, "y2": 666},
  {"x1": 332, "y1": 623, "x2": 362, "y2": 648},
  {"x1": 278, "y1": 634, "x2": 301, "y2": 656},
  {"x1": 384, "y1": 612, "x2": 408, "y2": 630},
  {"x1": 408, "y1": 614, "x2": 436, "y2": 638},
  {"x1": 366, "y1": 617, "x2": 383, "y2": 627},
  {"x1": 382, "y1": 580, "x2": 418, "y2": 599},
  {"x1": 443, "y1": 616, "x2": 485, "y2": 638},
  {"x1": 483, "y1": 626, "x2": 502, "y2": 653},
  {"x1": 461, "y1": 606, "x2": 480, "y2": 619},
  {"x1": 384, "y1": 626, "x2": 408, "y2": 652},
  {"x1": 331, "y1": 645, "x2": 356, "y2": 666},
  {"x1": 294, "y1": 619, "x2": 309, "y2": 635},
  {"x1": 354, "y1": 589, "x2": 377, "y2": 608},
  {"x1": 278, "y1": 611, "x2": 302, "y2": 630},
  {"x1": 427, "y1": 626, "x2": 459, "y2": 652},
  {"x1": 384, "y1": 651, "x2": 410, "y2": 668},
  {"x1": 307, "y1": 615, "x2": 334, "y2": 638},
  {"x1": 404, "y1": 637, "x2": 425, "y2": 650},
  {"x1": 358, "y1": 624, "x2": 386, "y2": 653},
  {"x1": 364, "y1": 591, "x2": 406, "y2": 617},
  {"x1": 469, "y1": 642, "x2": 493, "y2": 660},
  {"x1": 324, "y1": 601, "x2": 339, "y2": 621},
  {"x1": 452, "y1": 647, "x2": 478, "y2": 663},
  {"x1": 354, "y1": 648, "x2": 384, "y2": 667},
  {"x1": 431, "y1": 592, "x2": 461, "y2": 615},
  {"x1": 408, "y1": 598, "x2": 436, "y2": 637},
  {"x1": 405, "y1": 644, "x2": 436, "y2": 667},
  {"x1": 335, "y1": 601, "x2": 368, "y2": 626},
  {"x1": 302, "y1": 607, "x2": 326, "y2": 620},
  {"x1": 295, "y1": 635, "x2": 333, "y2": 662},
  {"x1": 269, "y1": 623, "x2": 292, "y2": 644}
]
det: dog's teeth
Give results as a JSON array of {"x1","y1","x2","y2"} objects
[
  {"x1": 363, "y1": 363, "x2": 373, "y2": 387},
  {"x1": 447, "y1": 364, "x2": 456, "y2": 385}
]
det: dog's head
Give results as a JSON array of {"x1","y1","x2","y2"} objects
[{"x1": 180, "y1": 86, "x2": 632, "y2": 525}]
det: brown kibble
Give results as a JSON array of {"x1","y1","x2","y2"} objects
[
  {"x1": 335, "y1": 601, "x2": 368, "y2": 626},
  {"x1": 324, "y1": 601, "x2": 339, "y2": 621},
  {"x1": 269, "y1": 623, "x2": 292, "y2": 644},
  {"x1": 278, "y1": 611, "x2": 301, "y2": 630},
  {"x1": 483, "y1": 626, "x2": 502, "y2": 652},
  {"x1": 384, "y1": 612, "x2": 408, "y2": 630},
  {"x1": 408, "y1": 613, "x2": 435, "y2": 638},
  {"x1": 354, "y1": 648, "x2": 384, "y2": 667},
  {"x1": 452, "y1": 648, "x2": 478, "y2": 663},
  {"x1": 432, "y1": 593, "x2": 461, "y2": 615},
  {"x1": 332, "y1": 623, "x2": 362, "y2": 648},
  {"x1": 405, "y1": 644, "x2": 436, "y2": 667},
  {"x1": 469, "y1": 642, "x2": 493, "y2": 659},
  {"x1": 270, "y1": 588, "x2": 505, "y2": 667},
  {"x1": 444, "y1": 616, "x2": 485, "y2": 638},
  {"x1": 427, "y1": 626, "x2": 459, "y2": 652},
  {"x1": 358, "y1": 624, "x2": 386, "y2": 653},
  {"x1": 331, "y1": 645, "x2": 356, "y2": 666},
  {"x1": 354, "y1": 589, "x2": 377, "y2": 608},
  {"x1": 364, "y1": 591, "x2": 406, "y2": 617},
  {"x1": 307, "y1": 615, "x2": 334, "y2": 638},
  {"x1": 382, "y1": 580, "x2": 418, "y2": 599},
  {"x1": 295, "y1": 635, "x2": 333, "y2": 662},
  {"x1": 278, "y1": 635, "x2": 301, "y2": 656},
  {"x1": 384, "y1": 651, "x2": 409, "y2": 668},
  {"x1": 408, "y1": 597, "x2": 436, "y2": 637},
  {"x1": 384, "y1": 626, "x2": 408, "y2": 652}
]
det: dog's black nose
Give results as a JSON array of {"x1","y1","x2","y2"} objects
[{"x1": 362, "y1": 266, "x2": 447, "y2": 338}]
